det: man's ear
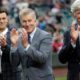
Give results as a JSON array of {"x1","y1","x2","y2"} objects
[{"x1": 6, "y1": 17, "x2": 9, "y2": 26}]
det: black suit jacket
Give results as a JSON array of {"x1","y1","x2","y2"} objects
[
  {"x1": 1, "y1": 25, "x2": 21, "y2": 80},
  {"x1": 58, "y1": 30, "x2": 80, "y2": 80}
]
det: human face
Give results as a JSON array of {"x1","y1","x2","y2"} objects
[
  {"x1": 20, "y1": 14, "x2": 36, "y2": 33},
  {"x1": 0, "y1": 13, "x2": 8, "y2": 31},
  {"x1": 73, "y1": 9, "x2": 80, "y2": 23}
]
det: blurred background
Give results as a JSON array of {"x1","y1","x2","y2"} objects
[{"x1": 0, "y1": 0, "x2": 76, "y2": 80}]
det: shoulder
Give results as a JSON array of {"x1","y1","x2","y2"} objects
[
  {"x1": 7, "y1": 24, "x2": 17, "y2": 31},
  {"x1": 37, "y1": 28, "x2": 52, "y2": 39},
  {"x1": 64, "y1": 28, "x2": 70, "y2": 37}
]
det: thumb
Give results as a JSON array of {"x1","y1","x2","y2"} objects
[
  {"x1": 77, "y1": 26, "x2": 80, "y2": 31},
  {"x1": 71, "y1": 22, "x2": 75, "y2": 30},
  {"x1": 71, "y1": 26, "x2": 75, "y2": 32}
]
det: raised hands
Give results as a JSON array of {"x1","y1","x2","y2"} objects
[
  {"x1": 10, "y1": 28, "x2": 19, "y2": 48},
  {"x1": 21, "y1": 28, "x2": 28, "y2": 48},
  {"x1": 0, "y1": 35, "x2": 7, "y2": 47},
  {"x1": 10, "y1": 28, "x2": 29, "y2": 48},
  {"x1": 70, "y1": 24, "x2": 78, "y2": 43}
]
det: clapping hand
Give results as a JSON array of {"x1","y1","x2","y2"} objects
[
  {"x1": 70, "y1": 24, "x2": 78, "y2": 43},
  {"x1": 10, "y1": 28, "x2": 19, "y2": 48},
  {"x1": 0, "y1": 35, "x2": 7, "y2": 47},
  {"x1": 21, "y1": 28, "x2": 28, "y2": 48}
]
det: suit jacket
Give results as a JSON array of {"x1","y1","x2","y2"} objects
[
  {"x1": 1, "y1": 25, "x2": 21, "y2": 80},
  {"x1": 10, "y1": 28, "x2": 53, "y2": 80},
  {"x1": 58, "y1": 30, "x2": 80, "y2": 80}
]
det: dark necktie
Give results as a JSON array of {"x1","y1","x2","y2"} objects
[
  {"x1": 26, "y1": 34, "x2": 32, "y2": 68},
  {"x1": 28, "y1": 34, "x2": 31, "y2": 43}
]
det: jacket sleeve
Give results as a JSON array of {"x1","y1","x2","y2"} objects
[
  {"x1": 58, "y1": 31, "x2": 76, "y2": 64},
  {"x1": 10, "y1": 47, "x2": 20, "y2": 66},
  {"x1": 19, "y1": 34, "x2": 52, "y2": 64},
  {"x1": 2, "y1": 44, "x2": 10, "y2": 54},
  {"x1": 76, "y1": 32, "x2": 80, "y2": 61}
]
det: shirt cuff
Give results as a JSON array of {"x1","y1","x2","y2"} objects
[
  {"x1": 71, "y1": 42, "x2": 76, "y2": 48},
  {"x1": 24, "y1": 44, "x2": 30, "y2": 51},
  {"x1": 10, "y1": 46, "x2": 17, "y2": 53}
]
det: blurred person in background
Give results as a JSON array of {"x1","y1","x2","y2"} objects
[
  {"x1": 38, "y1": 15, "x2": 46, "y2": 30},
  {"x1": 52, "y1": 29, "x2": 63, "y2": 53},
  {"x1": 0, "y1": 0, "x2": 2, "y2": 7},
  {"x1": 58, "y1": 0, "x2": 80, "y2": 80},
  {"x1": 45, "y1": 23, "x2": 56, "y2": 35},
  {"x1": 10, "y1": 8, "x2": 54, "y2": 80},
  {"x1": 51, "y1": 1, "x2": 62, "y2": 24},
  {"x1": 0, "y1": 7, "x2": 21, "y2": 80}
]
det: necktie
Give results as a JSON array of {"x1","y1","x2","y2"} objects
[
  {"x1": 28, "y1": 34, "x2": 31, "y2": 43},
  {"x1": 26, "y1": 34, "x2": 32, "y2": 68}
]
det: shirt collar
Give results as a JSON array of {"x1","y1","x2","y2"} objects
[
  {"x1": 0, "y1": 28, "x2": 8, "y2": 36},
  {"x1": 30, "y1": 27, "x2": 37, "y2": 42}
]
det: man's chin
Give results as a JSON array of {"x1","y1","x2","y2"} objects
[{"x1": 27, "y1": 31, "x2": 31, "y2": 34}]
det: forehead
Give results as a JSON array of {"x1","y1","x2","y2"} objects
[
  {"x1": 0, "y1": 13, "x2": 7, "y2": 17},
  {"x1": 74, "y1": 7, "x2": 80, "y2": 12},
  {"x1": 21, "y1": 14, "x2": 35, "y2": 20}
]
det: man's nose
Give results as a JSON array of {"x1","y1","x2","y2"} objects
[
  {"x1": 25, "y1": 22, "x2": 30, "y2": 26},
  {"x1": 26, "y1": 21, "x2": 29, "y2": 24},
  {"x1": 0, "y1": 19, "x2": 3, "y2": 23}
]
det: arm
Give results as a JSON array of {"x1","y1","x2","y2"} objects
[
  {"x1": 19, "y1": 34, "x2": 52, "y2": 64},
  {"x1": 76, "y1": 32, "x2": 80, "y2": 61},
  {"x1": 1, "y1": 44, "x2": 10, "y2": 54},
  {"x1": 10, "y1": 47, "x2": 20, "y2": 66},
  {"x1": 10, "y1": 28, "x2": 20, "y2": 66},
  {"x1": 58, "y1": 31, "x2": 76, "y2": 63},
  {"x1": 0, "y1": 37, "x2": 20, "y2": 66}
]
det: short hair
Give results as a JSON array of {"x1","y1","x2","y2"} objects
[
  {"x1": 71, "y1": 0, "x2": 80, "y2": 13},
  {"x1": 19, "y1": 8, "x2": 36, "y2": 20},
  {"x1": 0, "y1": 7, "x2": 8, "y2": 15}
]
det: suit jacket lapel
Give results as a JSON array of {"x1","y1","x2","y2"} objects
[
  {"x1": 31, "y1": 28, "x2": 40, "y2": 45},
  {"x1": 6, "y1": 28, "x2": 11, "y2": 45}
]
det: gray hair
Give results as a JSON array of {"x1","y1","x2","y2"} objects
[
  {"x1": 19, "y1": 8, "x2": 36, "y2": 20},
  {"x1": 71, "y1": 0, "x2": 80, "y2": 13}
]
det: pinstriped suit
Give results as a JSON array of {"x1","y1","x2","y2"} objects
[{"x1": 1, "y1": 25, "x2": 21, "y2": 80}]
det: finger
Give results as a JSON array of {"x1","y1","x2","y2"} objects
[
  {"x1": 0, "y1": 35, "x2": 4, "y2": 40},
  {"x1": 0, "y1": 39, "x2": 6, "y2": 46},
  {"x1": 77, "y1": 26, "x2": 80, "y2": 31},
  {"x1": 71, "y1": 21, "x2": 76, "y2": 30},
  {"x1": 10, "y1": 28, "x2": 17, "y2": 34},
  {"x1": 10, "y1": 28, "x2": 18, "y2": 36},
  {"x1": 18, "y1": 28, "x2": 22, "y2": 35},
  {"x1": 21, "y1": 29, "x2": 28, "y2": 43},
  {"x1": 21, "y1": 28, "x2": 27, "y2": 34},
  {"x1": 1, "y1": 37, "x2": 6, "y2": 43},
  {"x1": 1, "y1": 40, "x2": 4, "y2": 44},
  {"x1": 71, "y1": 26, "x2": 75, "y2": 31},
  {"x1": 21, "y1": 28, "x2": 27, "y2": 38},
  {"x1": 11, "y1": 28, "x2": 17, "y2": 32},
  {"x1": 21, "y1": 32, "x2": 27, "y2": 40}
]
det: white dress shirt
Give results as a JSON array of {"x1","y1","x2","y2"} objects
[
  {"x1": 11, "y1": 27, "x2": 37, "y2": 51},
  {"x1": 0, "y1": 28, "x2": 8, "y2": 73},
  {"x1": 25, "y1": 27, "x2": 37, "y2": 50}
]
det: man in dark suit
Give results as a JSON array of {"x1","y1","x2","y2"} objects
[
  {"x1": 0, "y1": 7, "x2": 21, "y2": 80},
  {"x1": 58, "y1": 0, "x2": 80, "y2": 80},
  {"x1": 10, "y1": 8, "x2": 54, "y2": 80}
]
